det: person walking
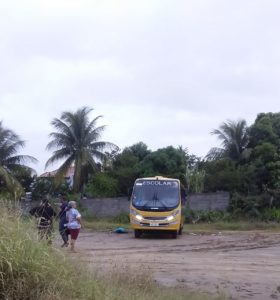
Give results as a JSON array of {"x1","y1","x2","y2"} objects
[
  {"x1": 29, "y1": 198, "x2": 57, "y2": 243},
  {"x1": 58, "y1": 195, "x2": 69, "y2": 247},
  {"x1": 66, "y1": 201, "x2": 82, "y2": 252}
]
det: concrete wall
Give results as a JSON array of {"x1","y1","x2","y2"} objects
[
  {"x1": 20, "y1": 198, "x2": 130, "y2": 217},
  {"x1": 20, "y1": 192, "x2": 230, "y2": 217},
  {"x1": 187, "y1": 192, "x2": 230, "y2": 211},
  {"x1": 80, "y1": 197, "x2": 129, "y2": 217},
  {"x1": 80, "y1": 192, "x2": 230, "y2": 217}
]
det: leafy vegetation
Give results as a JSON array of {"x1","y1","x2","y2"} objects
[
  {"x1": 0, "y1": 121, "x2": 37, "y2": 198},
  {"x1": 31, "y1": 177, "x2": 71, "y2": 200},
  {"x1": 207, "y1": 119, "x2": 250, "y2": 162},
  {"x1": 85, "y1": 172, "x2": 119, "y2": 197}
]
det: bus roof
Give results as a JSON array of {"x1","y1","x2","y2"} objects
[{"x1": 135, "y1": 176, "x2": 179, "y2": 181}]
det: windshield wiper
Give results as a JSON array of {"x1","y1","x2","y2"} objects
[
  {"x1": 152, "y1": 192, "x2": 168, "y2": 208},
  {"x1": 134, "y1": 192, "x2": 168, "y2": 208}
]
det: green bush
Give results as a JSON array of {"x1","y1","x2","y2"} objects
[
  {"x1": 261, "y1": 208, "x2": 280, "y2": 222},
  {"x1": 113, "y1": 212, "x2": 130, "y2": 224},
  {"x1": 229, "y1": 192, "x2": 280, "y2": 219},
  {"x1": 31, "y1": 177, "x2": 71, "y2": 200},
  {"x1": 185, "y1": 209, "x2": 232, "y2": 223},
  {"x1": 85, "y1": 172, "x2": 119, "y2": 197}
]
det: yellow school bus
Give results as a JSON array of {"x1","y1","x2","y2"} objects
[{"x1": 130, "y1": 176, "x2": 186, "y2": 238}]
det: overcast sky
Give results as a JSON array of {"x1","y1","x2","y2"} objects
[{"x1": 1, "y1": 0, "x2": 280, "y2": 175}]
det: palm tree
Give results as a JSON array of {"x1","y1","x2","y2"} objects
[
  {"x1": 0, "y1": 121, "x2": 37, "y2": 198},
  {"x1": 45, "y1": 107, "x2": 117, "y2": 192},
  {"x1": 207, "y1": 119, "x2": 251, "y2": 162}
]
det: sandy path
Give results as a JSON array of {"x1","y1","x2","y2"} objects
[{"x1": 67, "y1": 230, "x2": 280, "y2": 300}]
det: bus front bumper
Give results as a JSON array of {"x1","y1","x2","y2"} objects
[{"x1": 130, "y1": 218, "x2": 180, "y2": 231}]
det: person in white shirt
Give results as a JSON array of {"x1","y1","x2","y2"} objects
[{"x1": 66, "y1": 201, "x2": 82, "y2": 252}]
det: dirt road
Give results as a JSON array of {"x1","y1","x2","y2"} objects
[{"x1": 72, "y1": 230, "x2": 280, "y2": 300}]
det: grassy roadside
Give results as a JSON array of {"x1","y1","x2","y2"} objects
[{"x1": 0, "y1": 202, "x2": 224, "y2": 300}]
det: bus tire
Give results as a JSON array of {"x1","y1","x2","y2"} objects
[
  {"x1": 171, "y1": 231, "x2": 177, "y2": 239},
  {"x1": 178, "y1": 226, "x2": 183, "y2": 235},
  {"x1": 134, "y1": 229, "x2": 142, "y2": 238}
]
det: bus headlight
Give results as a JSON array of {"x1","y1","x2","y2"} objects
[
  {"x1": 166, "y1": 210, "x2": 180, "y2": 222},
  {"x1": 135, "y1": 214, "x2": 144, "y2": 221},
  {"x1": 166, "y1": 215, "x2": 174, "y2": 221}
]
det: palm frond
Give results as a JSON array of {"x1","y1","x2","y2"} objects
[
  {"x1": 45, "y1": 149, "x2": 73, "y2": 168},
  {"x1": 210, "y1": 119, "x2": 249, "y2": 162},
  {"x1": 46, "y1": 133, "x2": 73, "y2": 151},
  {"x1": 5, "y1": 155, "x2": 38, "y2": 165},
  {"x1": 53, "y1": 157, "x2": 74, "y2": 187},
  {"x1": 0, "y1": 166, "x2": 24, "y2": 196},
  {"x1": 205, "y1": 147, "x2": 225, "y2": 161},
  {"x1": 0, "y1": 121, "x2": 37, "y2": 196}
]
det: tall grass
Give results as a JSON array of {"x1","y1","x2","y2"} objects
[
  {"x1": 0, "y1": 200, "x2": 224, "y2": 300},
  {"x1": 0, "y1": 201, "x2": 97, "y2": 300}
]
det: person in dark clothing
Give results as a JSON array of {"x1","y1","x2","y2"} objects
[
  {"x1": 58, "y1": 196, "x2": 69, "y2": 247},
  {"x1": 29, "y1": 199, "x2": 57, "y2": 243}
]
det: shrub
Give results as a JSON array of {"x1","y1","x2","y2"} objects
[
  {"x1": 113, "y1": 212, "x2": 130, "y2": 224},
  {"x1": 229, "y1": 192, "x2": 280, "y2": 220},
  {"x1": 185, "y1": 209, "x2": 232, "y2": 223},
  {"x1": 85, "y1": 172, "x2": 119, "y2": 197},
  {"x1": 262, "y1": 208, "x2": 280, "y2": 222}
]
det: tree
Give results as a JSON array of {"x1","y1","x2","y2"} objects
[
  {"x1": 176, "y1": 146, "x2": 205, "y2": 192},
  {"x1": 110, "y1": 145, "x2": 143, "y2": 196},
  {"x1": 207, "y1": 119, "x2": 251, "y2": 163},
  {"x1": 122, "y1": 142, "x2": 151, "y2": 161},
  {"x1": 86, "y1": 142, "x2": 150, "y2": 197},
  {"x1": 0, "y1": 121, "x2": 37, "y2": 197},
  {"x1": 138, "y1": 146, "x2": 187, "y2": 182},
  {"x1": 246, "y1": 113, "x2": 280, "y2": 193},
  {"x1": 102, "y1": 147, "x2": 120, "y2": 171},
  {"x1": 202, "y1": 159, "x2": 247, "y2": 193},
  {"x1": 85, "y1": 172, "x2": 119, "y2": 197},
  {"x1": 45, "y1": 107, "x2": 117, "y2": 192},
  {"x1": 185, "y1": 168, "x2": 205, "y2": 193},
  {"x1": 249, "y1": 112, "x2": 280, "y2": 148}
]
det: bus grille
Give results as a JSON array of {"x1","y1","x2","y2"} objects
[
  {"x1": 140, "y1": 222, "x2": 169, "y2": 227},
  {"x1": 144, "y1": 217, "x2": 167, "y2": 221}
]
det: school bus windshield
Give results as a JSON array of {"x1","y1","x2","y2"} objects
[{"x1": 131, "y1": 179, "x2": 180, "y2": 210}]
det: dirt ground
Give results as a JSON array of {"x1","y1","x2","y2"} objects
[{"x1": 68, "y1": 230, "x2": 280, "y2": 300}]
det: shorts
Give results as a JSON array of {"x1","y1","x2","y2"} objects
[{"x1": 69, "y1": 228, "x2": 80, "y2": 240}]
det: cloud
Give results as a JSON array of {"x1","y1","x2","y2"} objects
[{"x1": 1, "y1": 0, "x2": 280, "y2": 174}]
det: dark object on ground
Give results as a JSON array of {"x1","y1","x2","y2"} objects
[{"x1": 114, "y1": 227, "x2": 128, "y2": 233}]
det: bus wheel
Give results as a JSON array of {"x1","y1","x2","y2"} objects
[
  {"x1": 134, "y1": 229, "x2": 142, "y2": 238},
  {"x1": 178, "y1": 226, "x2": 183, "y2": 235},
  {"x1": 171, "y1": 231, "x2": 177, "y2": 239}
]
